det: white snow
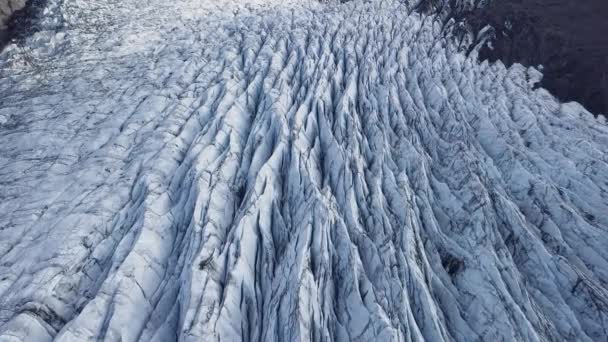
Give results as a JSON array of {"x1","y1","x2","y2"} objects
[{"x1": 0, "y1": 0, "x2": 607, "y2": 341}]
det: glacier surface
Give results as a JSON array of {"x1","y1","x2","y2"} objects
[{"x1": 1, "y1": 0, "x2": 608, "y2": 341}]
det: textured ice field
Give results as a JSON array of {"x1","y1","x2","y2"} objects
[{"x1": 1, "y1": 0, "x2": 608, "y2": 341}]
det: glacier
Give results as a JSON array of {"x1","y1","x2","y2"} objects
[{"x1": 1, "y1": 0, "x2": 608, "y2": 341}]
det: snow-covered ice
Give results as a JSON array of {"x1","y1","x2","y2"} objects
[{"x1": 1, "y1": 0, "x2": 608, "y2": 341}]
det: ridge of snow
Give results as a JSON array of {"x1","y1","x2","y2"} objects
[{"x1": 1, "y1": 0, "x2": 607, "y2": 341}]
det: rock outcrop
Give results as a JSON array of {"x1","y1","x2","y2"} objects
[
  {"x1": 0, "y1": 0, "x2": 27, "y2": 29},
  {"x1": 417, "y1": 0, "x2": 608, "y2": 116}
]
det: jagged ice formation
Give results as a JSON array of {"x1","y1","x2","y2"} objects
[{"x1": 1, "y1": 0, "x2": 608, "y2": 341}]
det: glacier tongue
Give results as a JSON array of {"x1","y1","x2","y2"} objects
[{"x1": 1, "y1": 0, "x2": 608, "y2": 341}]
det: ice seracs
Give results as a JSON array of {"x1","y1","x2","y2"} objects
[{"x1": 1, "y1": 0, "x2": 607, "y2": 341}]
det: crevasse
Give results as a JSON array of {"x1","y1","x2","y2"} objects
[{"x1": 0, "y1": 0, "x2": 607, "y2": 341}]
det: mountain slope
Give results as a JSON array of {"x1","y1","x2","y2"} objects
[
  {"x1": 1, "y1": 0, "x2": 607, "y2": 341},
  {"x1": 416, "y1": 0, "x2": 608, "y2": 116},
  {"x1": 0, "y1": 0, "x2": 27, "y2": 29}
]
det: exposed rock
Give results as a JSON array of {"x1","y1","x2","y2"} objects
[
  {"x1": 476, "y1": 0, "x2": 608, "y2": 116},
  {"x1": 417, "y1": 0, "x2": 608, "y2": 116},
  {"x1": 0, "y1": 0, "x2": 27, "y2": 29}
]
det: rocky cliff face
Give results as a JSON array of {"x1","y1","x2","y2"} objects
[
  {"x1": 417, "y1": 0, "x2": 608, "y2": 116},
  {"x1": 1, "y1": 0, "x2": 607, "y2": 341},
  {"x1": 0, "y1": 0, "x2": 27, "y2": 46},
  {"x1": 475, "y1": 0, "x2": 608, "y2": 116},
  {"x1": 0, "y1": 0, "x2": 27, "y2": 29}
]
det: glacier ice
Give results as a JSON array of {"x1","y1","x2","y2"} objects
[{"x1": 1, "y1": 0, "x2": 608, "y2": 341}]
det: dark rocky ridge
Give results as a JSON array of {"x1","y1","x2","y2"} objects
[
  {"x1": 0, "y1": 0, "x2": 26, "y2": 48},
  {"x1": 424, "y1": 0, "x2": 608, "y2": 115},
  {"x1": 477, "y1": 0, "x2": 608, "y2": 116},
  {"x1": 0, "y1": 0, "x2": 53, "y2": 51},
  {"x1": 0, "y1": 0, "x2": 27, "y2": 27}
]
